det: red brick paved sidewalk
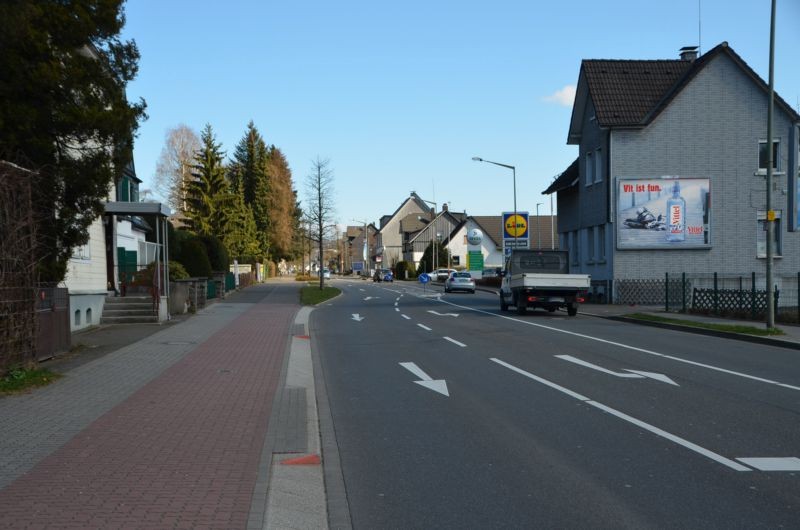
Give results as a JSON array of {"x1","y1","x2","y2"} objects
[{"x1": 0, "y1": 298, "x2": 297, "y2": 529}]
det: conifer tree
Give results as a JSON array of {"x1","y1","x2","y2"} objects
[{"x1": 186, "y1": 124, "x2": 231, "y2": 236}]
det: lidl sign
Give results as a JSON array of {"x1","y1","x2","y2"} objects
[{"x1": 503, "y1": 211, "x2": 529, "y2": 240}]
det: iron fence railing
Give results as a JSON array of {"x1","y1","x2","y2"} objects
[{"x1": 614, "y1": 272, "x2": 799, "y2": 324}]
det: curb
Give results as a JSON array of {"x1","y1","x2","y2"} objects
[{"x1": 603, "y1": 315, "x2": 800, "y2": 351}]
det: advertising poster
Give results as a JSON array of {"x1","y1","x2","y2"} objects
[{"x1": 616, "y1": 177, "x2": 710, "y2": 249}]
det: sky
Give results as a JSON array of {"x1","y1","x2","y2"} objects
[{"x1": 121, "y1": 0, "x2": 800, "y2": 228}]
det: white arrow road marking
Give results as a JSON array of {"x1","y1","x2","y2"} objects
[
  {"x1": 443, "y1": 336, "x2": 466, "y2": 347},
  {"x1": 427, "y1": 310, "x2": 459, "y2": 317},
  {"x1": 417, "y1": 324, "x2": 431, "y2": 331},
  {"x1": 556, "y1": 355, "x2": 679, "y2": 386},
  {"x1": 491, "y1": 358, "x2": 750, "y2": 471},
  {"x1": 399, "y1": 362, "x2": 449, "y2": 396},
  {"x1": 401, "y1": 314, "x2": 411, "y2": 320},
  {"x1": 359, "y1": 288, "x2": 364, "y2": 292},
  {"x1": 351, "y1": 314, "x2": 364, "y2": 322}
]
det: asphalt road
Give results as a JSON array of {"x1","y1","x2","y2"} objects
[{"x1": 312, "y1": 279, "x2": 800, "y2": 528}]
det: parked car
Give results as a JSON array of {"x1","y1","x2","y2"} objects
[
  {"x1": 322, "y1": 268, "x2": 331, "y2": 279},
  {"x1": 432, "y1": 268, "x2": 457, "y2": 282},
  {"x1": 444, "y1": 271, "x2": 475, "y2": 293},
  {"x1": 373, "y1": 268, "x2": 393, "y2": 282},
  {"x1": 482, "y1": 267, "x2": 502, "y2": 278}
]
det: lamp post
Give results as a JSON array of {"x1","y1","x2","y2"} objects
[
  {"x1": 535, "y1": 202, "x2": 543, "y2": 249},
  {"x1": 352, "y1": 219, "x2": 370, "y2": 276},
  {"x1": 473, "y1": 157, "x2": 517, "y2": 251}
]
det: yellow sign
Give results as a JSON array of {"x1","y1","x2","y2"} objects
[
  {"x1": 505, "y1": 214, "x2": 528, "y2": 238},
  {"x1": 766, "y1": 210, "x2": 776, "y2": 222}
]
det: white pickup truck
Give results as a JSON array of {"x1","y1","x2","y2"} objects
[{"x1": 499, "y1": 250, "x2": 590, "y2": 316}]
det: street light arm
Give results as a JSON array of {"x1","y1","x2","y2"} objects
[{"x1": 472, "y1": 157, "x2": 515, "y2": 171}]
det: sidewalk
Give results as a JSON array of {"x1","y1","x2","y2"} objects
[{"x1": 0, "y1": 280, "x2": 321, "y2": 529}]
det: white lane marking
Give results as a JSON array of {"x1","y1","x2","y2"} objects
[
  {"x1": 417, "y1": 324, "x2": 432, "y2": 331},
  {"x1": 351, "y1": 314, "x2": 364, "y2": 322},
  {"x1": 427, "y1": 310, "x2": 459, "y2": 317},
  {"x1": 443, "y1": 336, "x2": 466, "y2": 347},
  {"x1": 402, "y1": 314, "x2": 411, "y2": 320},
  {"x1": 490, "y1": 358, "x2": 751, "y2": 472},
  {"x1": 399, "y1": 362, "x2": 449, "y2": 396},
  {"x1": 394, "y1": 302, "x2": 398, "y2": 306},
  {"x1": 429, "y1": 298, "x2": 800, "y2": 392},
  {"x1": 736, "y1": 457, "x2": 800, "y2": 471},
  {"x1": 359, "y1": 288, "x2": 364, "y2": 292},
  {"x1": 556, "y1": 355, "x2": 679, "y2": 386},
  {"x1": 363, "y1": 296, "x2": 378, "y2": 301},
  {"x1": 395, "y1": 308, "x2": 400, "y2": 312}
]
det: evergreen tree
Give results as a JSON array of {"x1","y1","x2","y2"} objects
[
  {"x1": 220, "y1": 186, "x2": 261, "y2": 260},
  {"x1": 416, "y1": 241, "x2": 451, "y2": 275},
  {"x1": 230, "y1": 122, "x2": 271, "y2": 256},
  {"x1": 0, "y1": 0, "x2": 147, "y2": 281},
  {"x1": 186, "y1": 124, "x2": 231, "y2": 236}
]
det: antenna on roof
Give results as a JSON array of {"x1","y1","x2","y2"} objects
[{"x1": 698, "y1": 0, "x2": 702, "y2": 54}]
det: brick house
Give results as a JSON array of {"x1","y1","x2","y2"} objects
[{"x1": 545, "y1": 42, "x2": 800, "y2": 305}]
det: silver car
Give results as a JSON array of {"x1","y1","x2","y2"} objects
[{"x1": 444, "y1": 271, "x2": 475, "y2": 293}]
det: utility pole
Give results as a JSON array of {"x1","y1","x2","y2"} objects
[{"x1": 765, "y1": 0, "x2": 776, "y2": 329}]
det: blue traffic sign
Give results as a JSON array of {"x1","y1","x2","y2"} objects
[{"x1": 418, "y1": 273, "x2": 431, "y2": 284}]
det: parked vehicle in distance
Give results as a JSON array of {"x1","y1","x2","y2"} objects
[
  {"x1": 432, "y1": 268, "x2": 456, "y2": 282},
  {"x1": 373, "y1": 268, "x2": 393, "y2": 282},
  {"x1": 499, "y1": 250, "x2": 590, "y2": 316},
  {"x1": 482, "y1": 267, "x2": 502, "y2": 278},
  {"x1": 322, "y1": 268, "x2": 331, "y2": 279},
  {"x1": 444, "y1": 271, "x2": 475, "y2": 293}
]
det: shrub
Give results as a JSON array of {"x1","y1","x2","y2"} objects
[
  {"x1": 199, "y1": 234, "x2": 229, "y2": 272},
  {"x1": 133, "y1": 260, "x2": 191, "y2": 287},
  {"x1": 178, "y1": 238, "x2": 212, "y2": 278},
  {"x1": 395, "y1": 260, "x2": 415, "y2": 280}
]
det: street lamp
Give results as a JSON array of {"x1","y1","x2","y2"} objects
[
  {"x1": 535, "y1": 202, "x2": 543, "y2": 249},
  {"x1": 419, "y1": 199, "x2": 437, "y2": 272},
  {"x1": 473, "y1": 157, "x2": 517, "y2": 251},
  {"x1": 352, "y1": 219, "x2": 370, "y2": 277}
]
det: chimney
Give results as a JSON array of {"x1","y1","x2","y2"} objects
[
  {"x1": 679, "y1": 46, "x2": 698, "y2": 62},
  {"x1": 442, "y1": 203, "x2": 448, "y2": 212}
]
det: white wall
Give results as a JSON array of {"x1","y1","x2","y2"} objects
[
  {"x1": 448, "y1": 220, "x2": 505, "y2": 277},
  {"x1": 63, "y1": 218, "x2": 108, "y2": 331}
]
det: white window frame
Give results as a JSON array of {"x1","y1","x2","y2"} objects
[
  {"x1": 585, "y1": 151, "x2": 593, "y2": 186},
  {"x1": 756, "y1": 210, "x2": 782, "y2": 258},
  {"x1": 71, "y1": 242, "x2": 91, "y2": 261},
  {"x1": 594, "y1": 148, "x2": 602, "y2": 183},
  {"x1": 757, "y1": 138, "x2": 782, "y2": 175}
]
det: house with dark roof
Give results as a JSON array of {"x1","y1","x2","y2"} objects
[
  {"x1": 545, "y1": 42, "x2": 800, "y2": 304},
  {"x1": 376, "y1": 192, "x2": 434, "y2": 268}
]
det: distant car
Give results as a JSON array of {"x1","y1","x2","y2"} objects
[
  {"x1": 373, "y1": 268, "x2": 393, "y2": 282},
  {"x1": 444, "y1": 271, "x2": 475, "y2": 293},
  {"x1": 432, "y1": 268, "x2": 457, "y2": 282},
  {"x1": 322, "y1": 268, "x2": 331, "y2": 279},
  {"x1": 482, "y1": 267, "x2": 502, "y2": 278}
]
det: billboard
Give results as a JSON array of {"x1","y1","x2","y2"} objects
[{"x1": 616, "y1": 177, "x2": 710, "y2": 249}]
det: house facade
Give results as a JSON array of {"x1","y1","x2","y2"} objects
[
  {"x1": 376, "y1": 192, "x2": 432, "y2": 268},
  {"x1": 546, "y1": 42, "x2": 800, "y2": 304}
]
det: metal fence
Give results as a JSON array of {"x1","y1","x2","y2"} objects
[
  {"x1": 615, "y1": 272, "x2": 799, "y2": 323},
  {"x1": 35, "y1": 286, "x2": 71, "y2": 361}
]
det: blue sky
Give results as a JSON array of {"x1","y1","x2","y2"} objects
[{"x1": 121, "y1": 0, "x2": 800, "y2": 227}]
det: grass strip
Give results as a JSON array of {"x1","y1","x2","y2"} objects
[
  {"x1": 625, "y1": 313, "x2": 785, "y2": 336},
  {"x1": 300, "y1": 284, "x2": 341, "y2": 305},
  {"x1": 0, "y1": 367, "x2": 63, "y2": 395}
]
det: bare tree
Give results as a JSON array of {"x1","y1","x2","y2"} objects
[
  {"x1": 304, "y1": 157, "x2": 336, "y2": 289},
  {"x1": 154, "y1": 124, "x2": 200, "y2": 214}
]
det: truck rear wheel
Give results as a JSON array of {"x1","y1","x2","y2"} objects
[
  {"x1": 500, "y1": 294, "x2": 508, "y2": 311},
  {"x1": 567, "y1": 305, "x2": 578, "y2": 316},
  {"x1": 515, "y1": 296, "x2": 526, "y2": 315}
]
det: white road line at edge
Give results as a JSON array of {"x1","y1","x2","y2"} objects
[
  {"x1": 443, "y1": 336, "x2": 466, "y2": 347},
  {"x1": 402, "y1": 314, "x2": 411, "y2": 320},
  {"x1": 427, "y1": 296, "x2": 800, "y2": 392},
  {"x1": 417, "y1": 324, "x2": 432, "y2": 331},
  {"x1": 490, "y1": 358, "x2": 752, "y2": 472}
]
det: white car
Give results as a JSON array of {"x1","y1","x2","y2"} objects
[
  {"x1": 322, "y1": 268, "x2": 331, "y2": 279},
  {"x1": 444, "y1": 271, "x2": 475, "y2": 293},
  {"x1": 432, "y1": 268, "x2": 457, "y2": 282}
]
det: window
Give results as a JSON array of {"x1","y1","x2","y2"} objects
[
  {"x1": 71, "y1": 243, "x2": 91, "y2": 260},
  {"x1": 597, "y1": 224, "x2": 606, "y2": 261},
  {"x1": 585, "y1": 152, "x2": 594, "y2": 186},
  {"x1": 586, "y1": 226, "x2": 595, "y2": 263},
  {"x1": 758, "y1": 139, "x2": 780, "y2": 173},
  {"x1": 594, "y1": 148, "x2": 602, "y2": 183},
  {"x1": 757, "y1": 210, "x2": 781, "y2": 257},
  {"x1": 452, "y1": 256, "x2": 460, "y2": 266}
]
